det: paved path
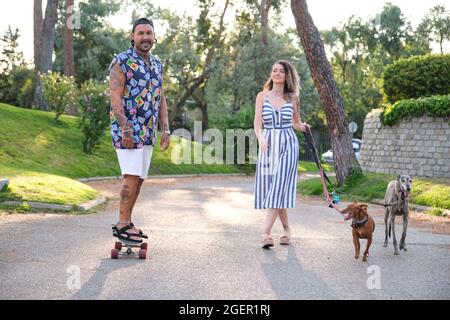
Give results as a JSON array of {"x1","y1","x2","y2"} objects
[{"x1": 0, "y1": 176, "x2": 449, "y2": 299}]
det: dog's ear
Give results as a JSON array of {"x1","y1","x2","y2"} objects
[
  {"x1": 353, "y1": 200, "x2": 358, "y2": 204},
  {"x1": 397, "y1": 174, "x2": 401, "y2": 181}
]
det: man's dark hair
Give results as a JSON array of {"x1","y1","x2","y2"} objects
[{"x1": 132, "y1": 18, "x2": 154, "y2": 32}]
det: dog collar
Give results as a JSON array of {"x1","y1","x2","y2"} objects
[{"x1": 351, "y1": 216, "x2": 368, "y2": 229}]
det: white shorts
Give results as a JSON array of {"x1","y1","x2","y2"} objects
[{"x1": 115, "y1": 146, "x2": 154, "y2": 179}]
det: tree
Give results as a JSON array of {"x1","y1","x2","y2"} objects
[
  {"x1": 419, "y1": 5, "x2": 450, "y2": 54},
  {"x1": 34, "y1": 0, "x2": 59, "y2": 110},
  {"x1": 0, "y1": 26, "x2": 25, "y2": 74},
  {"x1": 260, "y1": 0, "x2": 272, "y2": 46},
  {"x1": 154, "y1": 0, "x2": 231, "y2": 129},
  {"x1": 33, "y1": 0, "x2": 43, "y2": 74},
  {"x1": 243, "y1": 0, "x2": 286, "y2": 53},
  {"x1": 322, "y1": 16, "x2": 383, "y2": 138},
  {"x1": 291, "y1": 0, "x2": 360, "y2": 186},
  {"x1": 372, "y1": 3, "x2": 409, "y2": 61},
  {"x1": 62, "y1": 0, "x2": 75, "y2": 77},
  {"x1": 40, "y1": 0, "x2": 59, "y2": 73},
  {"x1": 0, "y1": 26, "x2": 29, "y2": 106},
  {"x1": 53, "y1": 0, "x2": 126, "y2": 83}
]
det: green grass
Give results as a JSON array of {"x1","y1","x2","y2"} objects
[
  {"x1": 410, "y1": 178, "x2": 450, "y2": 209},
  {"x1": 0, "y1": 103, "x2": 241, "y2": 208},
  {"x1": 298, "y1": 161, "x2": 333, "y2": 172},
  {"x1": 0, "y1": 174, "x2": 99, "y2": 205},
  {"x1": 0, "y1": 103, "x2": 241, "y2": 179},
  {"x1": 426, "y1": 207, "x2": 446, "y2": 216},
  {"x1": 298, "y1": 172, "x2": 450, "y2": 210}
]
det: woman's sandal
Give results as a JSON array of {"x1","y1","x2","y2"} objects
[
  {"x1": 262, "y1": 236, "x2": 274, "y2": 249},
  {"x1": 279, "y1": 235, "x2": 290, "y2": 245},
  {"x1": 112, "y1": 224, "x2": 143, "y2": 243}
]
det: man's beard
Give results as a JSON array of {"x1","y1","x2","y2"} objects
[{"x1": 136, "y1": 41, "x2": 153, "y2": 53}]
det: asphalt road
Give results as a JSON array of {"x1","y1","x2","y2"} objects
[{"x1": 0, "y1": 176, "x2": 449, "y2": 300}]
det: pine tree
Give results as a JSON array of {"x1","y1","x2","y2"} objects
[{"x1": 0, "y1": 26, "x2": 26, "y2": 75}]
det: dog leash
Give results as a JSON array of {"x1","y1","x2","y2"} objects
[
  {"x1": 302, "y1": 127, "x2": 406, "y2": 211},
  {"x1": 303, "y1": 127, "x2": 348, "y2": 219}
]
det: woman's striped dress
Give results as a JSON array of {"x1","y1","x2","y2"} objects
[{"x1": 254, "y1": 96, "x2": 299, "y2": 209}]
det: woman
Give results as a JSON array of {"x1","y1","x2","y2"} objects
[{"x1": 254, "y1": 60, "x2": 309, "y2": 249}]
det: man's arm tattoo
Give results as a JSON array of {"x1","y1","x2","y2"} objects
[
  {"x1": 109, "y1": 63, "x2": 129, "y2": 129},
  {"x1": 158, "y1": 89, "x2": 169, "y2": 131}
]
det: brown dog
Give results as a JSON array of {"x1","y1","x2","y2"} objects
[{"x1": 342, "y1": 202, "x2": 375, "y2": 262}]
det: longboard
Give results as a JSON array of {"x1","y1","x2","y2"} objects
[{"x1": 111, "y1": 240, "x2": 148, "y2": 259}]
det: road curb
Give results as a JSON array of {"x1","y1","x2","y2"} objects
[
  {"x1": 0, "y1": 195, "x2": 107, "y2": 213},
  {"x1": 78, "y1": 173, "x2": 248, "y2": 182},
  {"x1": 76, "y1": 195, "x2": 107, "y2": 211}
]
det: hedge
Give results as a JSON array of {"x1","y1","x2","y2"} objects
[
  {"x1": 380, "y1": 94, "x2": 450, "y2": 126},
  {"x1": 382, "y1": 54, "x2": 450, "y2": 104}
]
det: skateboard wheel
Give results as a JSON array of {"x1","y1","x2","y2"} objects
[
  {"x1": 111, "y1": 249, "x2": 119, "y2": 259},
  {"x1": 115, "y1": 242, "x2": 122, "y2": 250},
  {"x1": 140, "y1": 243, "x2": 148, "y2": 250},
  {"x1": 139, "y1": 249, "x2": 147, "y2": 259}
]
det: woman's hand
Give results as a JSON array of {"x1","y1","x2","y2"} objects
[
  {"x1": 258, "y1": 136, "x2": 269, "y2": 152},
  {"x1": 299, "y1": 121, "x2": 310, "y2": 133}
]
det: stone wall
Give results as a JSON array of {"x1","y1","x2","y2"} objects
[{"x1": 360, "y1": 109, "x2": 450, "y2": 178}]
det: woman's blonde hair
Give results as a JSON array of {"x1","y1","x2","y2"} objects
[{"x1": 263, "y1": 60, "x2": 300, "y2": 100}]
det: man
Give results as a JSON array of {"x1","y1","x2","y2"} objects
[{"x1": 109, "y1": 18, "x2": 170, "y2": 243}]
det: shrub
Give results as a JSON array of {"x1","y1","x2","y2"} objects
[
  {"x1": 382, "y1": 54, "x2": 450, "y2": 103},
  {"x1": 78, "y1": 80, "x2": 110, "y2": 153},
  {"x1": 0, "y1": 67, "x2": 35, "y2": 108},
  {"x1": 380, "y1": 94, "x2": 450, "y2": 126},
  {"x1": 40, "y1": 72, "x2": 77, "y2": 120}
]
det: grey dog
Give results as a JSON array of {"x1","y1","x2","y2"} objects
[{"x1": 383, "y1": 174, "x2": 412, "y2": 255}]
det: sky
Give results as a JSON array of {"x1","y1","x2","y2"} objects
[{"x1": 0, "y1": 0, "x2": 448, "y2": 63}]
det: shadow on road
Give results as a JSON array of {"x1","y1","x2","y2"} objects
[
  {"x1": 71, "y1": 258, "x2": 146, "y2": 300},
  {"x1": 261, "y1": 245, "x2": 338, "y2": 299}
]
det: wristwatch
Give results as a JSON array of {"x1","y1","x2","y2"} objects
[{"x1": 163, "y1": 129, "x2": 171, "y2": 136}]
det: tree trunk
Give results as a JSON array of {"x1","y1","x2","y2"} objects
[
  {"x1": 33, "y1": 0, "x2": 45, "y2": 110},
  {"x1": 291, "y1": 0, "x2": 361, "y2": 186},
  {"x1": 193, "y1": 86, "x2": 209, "y2": 130},
  {"x1": 40, "y1": 0, "x2": 58, "y2": 73},
  {"x1": 33, "y1": 0, "x2": 43, "y2": 73},
  {"x1": 200, "y1": 101, "x2": 208, "y2": 130},
  {"x1": 34, "y1": 0, "x2": 58, "y2": 110},
  {"x1": 260, "y1": 0, "x2": 272, "y2": 46},
  {"x1": 169, "y1": 72, "x2": 208, "y2": 124},
  {"x1": 169, "y1": 0, "x2": 230, "y2": 123},
  {"x1": 63, "y1": 0, "x2": 77, "y2": 115},
  {"x1": 63, "y1": 0, "x2": 75, "y2": 77}
]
